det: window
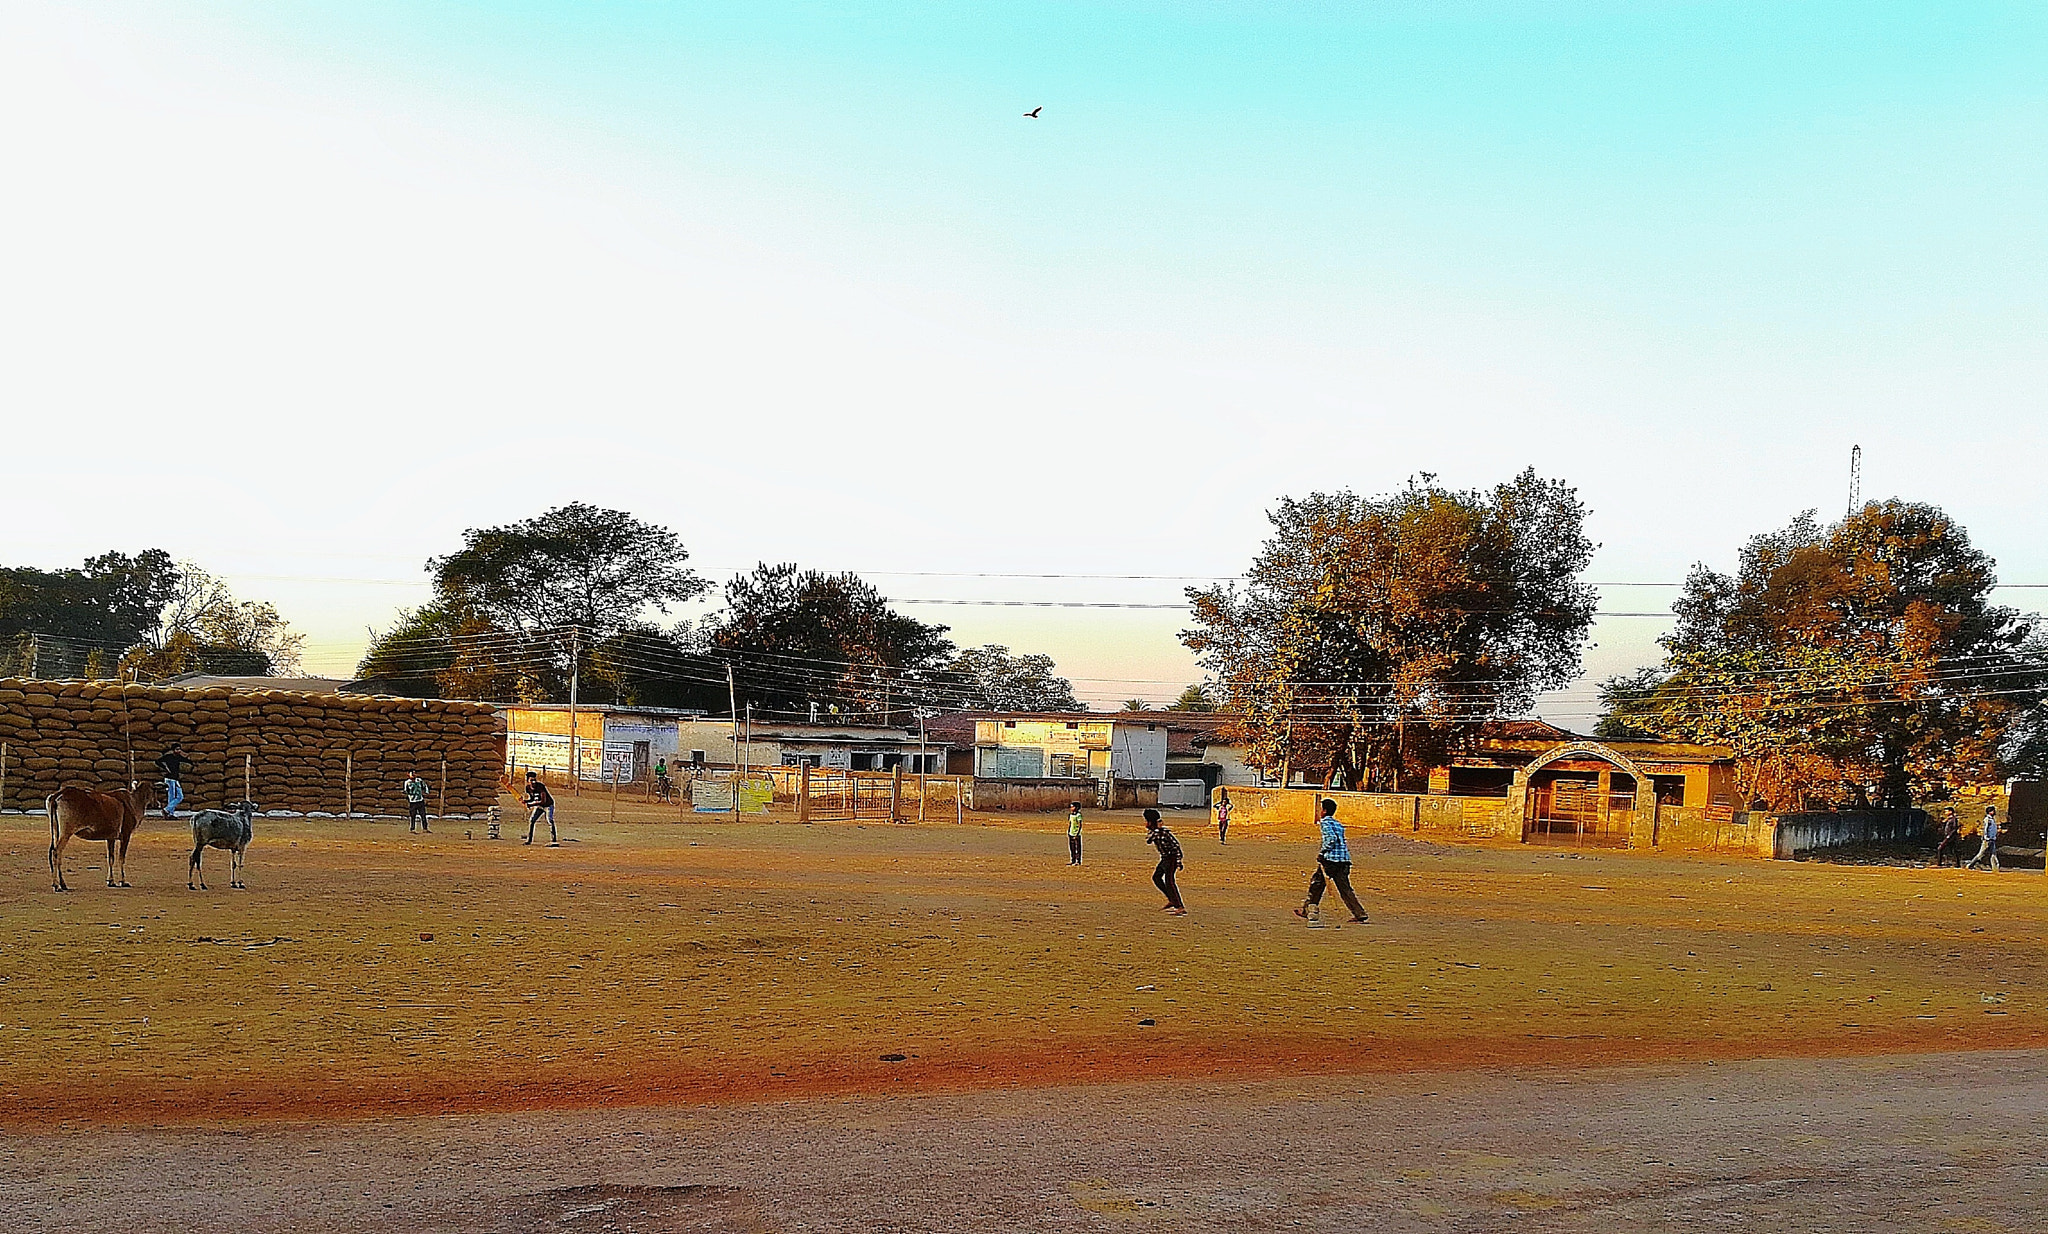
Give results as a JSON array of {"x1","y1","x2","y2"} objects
[
  {"x1": 1049, "y1": 753, "x2": 1086, "y2": 778},
  {"x1": 1004, "y1": 719, "x2": 1018, "y2": 728},
  {"x1": 851, "y1": 753, "x2": 878, "y2": 771},
  {"x1": 690, "y1": 750, "x2": 706, "y2": 766},
  {"x1": 1651, "y1": 775, "x2": 1687, "y2": 806},
  {"x1": 1066, "y1": 722, "x2": 1079, "y2": 729}
]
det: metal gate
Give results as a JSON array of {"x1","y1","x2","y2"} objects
[{"x1": 1527, "y1": 777, "x2": 1630, "y2": 846}]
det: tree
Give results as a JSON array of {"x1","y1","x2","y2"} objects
[
  {"x1": 588, "y1": 622, "x2": 725, "y2": 711},
  {"x1": 369, "y1": 504, "x2": 709, "y2": 701},
  {"x1": 1168, "y1": 684, "x2": 1215, "y2": 712},
  {"x1": 1121, "y1": 698, "x2": 1149, "y2": 711},
  {"x1": 1183, "y1": 469, "x2": 1596, "y2": 791},
  {"x1": 704, "y1": 564, "x2": 954, "y2": 724},
  {"x1": 431, "y1": 503, "x2": 708, "y2": 636},
  {"x1": 1618, "y1": 502, "x2": 2047, "y2": 808},
  {"x1": 120, "y1": 562, "x2": 304, "y2": 679},
  {"x1": 946, "y1": 644, "x2": 1081, "y2": 711},
  {"x1": 355, "y1": 601, "x2": 544, "y2": 701},
  {"x1": 0, "y1": 549, "x2": 182, "y2": 676},
  {"x1": 1593, "y1": 666, "x2": 1666, "y2": 740}
]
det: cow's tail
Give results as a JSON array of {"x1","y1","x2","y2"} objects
[{"x1": 46, "y1": 792, "x2": 59, "y2": 885}]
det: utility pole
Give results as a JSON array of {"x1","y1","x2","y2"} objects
[
  {"x1": 726, "y1": 663, "x2": 740, "y2": 822},
  {"x1": 1848, "y1": 444, "x2": 1862, "y2": 516},
  {"x1": 567, "y1": 627, "x2": 582, "y2": 797}
]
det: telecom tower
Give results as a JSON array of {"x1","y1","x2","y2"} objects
[{"x1": 1848, "y1": 444, "x2": 1862, "y2": 515}]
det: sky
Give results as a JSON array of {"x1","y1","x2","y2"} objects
[{"x1": 2, "y1": 1, "x2": 2043, "y2": 721}]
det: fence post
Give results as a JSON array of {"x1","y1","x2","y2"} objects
[
  {"x1": 890, "y1": 764, "x2": 903, "y2": 824},
  {"x1": 345, "y1": 750, "x2": 353, "y2": 819},
  {"x1": 244, "y1": 753, "x2": 252, "y2": 806},
  {"x1": 438, "y1": 758, "x2": 447, "y2": 823},
  {"x1": 957, "y1": 777, "x2": 965, "y2": 825},
  {"x1": 919, "y1": 768, "x2": 928, "y2": 823},
  {"x1": 1, "y1": 742, "x2": 7, "y2": 814},
  {"x1": 610, "y1": 767, "x2": 618, "y2": 823},
  {"x1": 798, "y1": 763, "x2": 811, "y2": 825}
]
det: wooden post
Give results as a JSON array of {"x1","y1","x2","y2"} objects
[
  {"x1": 244, "y1": 753, "x2": 252, "y2": 805},
  {"x1": 798, "y1": 763, "x2": 811, "y2": 825},
  {"x1": 1, "y1": 742, "x2": 8, "y2": 815},
  {"x1": 919, "y1": 768, "x2": 928, "y2": 823},
  {"x1": 345, "y1": 750, "x2": 353, "y2": 819},
  {"x1": 438, "y1": 758, "x2": 446, "y2": 822},
  {"x1": 610, "y1": 767, "x2": 618, "y2": 822},
  {"x1": 957, "y1": 777, "x2": 965, "y2": 825},
  {"x1": 890, "y1": 763, "x2": 903, "y2": 824}
]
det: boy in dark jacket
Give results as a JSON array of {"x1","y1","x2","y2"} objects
[
  {"x1": 1143, "y1": 808, "x2": 1185, "y2": 915},
  {"x1": 523, "y1": 772, "x2": 558, "y2": 846}
]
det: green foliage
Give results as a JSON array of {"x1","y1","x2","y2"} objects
[
  {"x1": 431, "y1": 502, "x2": 707, "y2": 636},
  {"x1": 0, "y1": 548, "x2": 181, "y2": 674},
  {"x1": 355, "y1": 601, "x2": 525, "y2": 700},
  {"x1": 364, "y1": 504, "x2": 708, "y2": 702},
  {"x1": 1183, "y1": 469, "x2": 1596, "y2": 791},
  {"x1": 1168, "y1": 684, "x2": 1215, "y2": 712},
  {"x1": 1633, "y1": 501, "x2": 2046, "y2": 808},
  {"x1": 1593, "y1": 666, "x2": 1667, "y2": 740},
  {"x1": 705, "y1": 563, "x2": 954, "y2": 723},
  {"x1": 120, "y1": 563, "x2": 303, "y2": 680},
  {"x1": 588, "y1": 622, "x2": 724, "y2": 711},
  {"x1": 947, "y1": 644, "x2": 1081, "y2": 711}
]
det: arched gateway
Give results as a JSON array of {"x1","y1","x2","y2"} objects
[{"x1": 1508, "y1": 740, "x2": 1656, "y2": 846}]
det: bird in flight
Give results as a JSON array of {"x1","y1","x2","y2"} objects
[{"x1": 1024, "y1": 106, "x2": 1042, "y2": 118}]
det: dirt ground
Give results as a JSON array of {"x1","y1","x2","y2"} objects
[
  {"x1": 4, "y1": 793, "x2": 2044, "y2": 1132},
  {"x1": 9, "y1": 1048, "x2": 2048, "y2": 1232}
]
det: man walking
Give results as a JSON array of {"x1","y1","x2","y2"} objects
[
  {"x1": 1067, "y1": 801, "x2": 1084, "y2": 865},
  {"x1": 1214, "y1": 786, "x2": 1232, "y2": 844},
  {"x1": 1294, "y1": 797, "x2": 1369, "y2": 925},
  {"x1": 154, "y1": 742, "x2": 194, "y2": 819},
  {"x1": 523, "y1": 771, "x2": 558, "y2": 846},
  {"x1": 1965, "y1": 804, "x2": 2000, "y2": 872},
  {"x1": 402, "y1": 770, "x2": 431, "y2": 832},
  {"x1": 1933, "y1": 807, "x2": 1964, "y2": 867},
  {"x1": 1143, "y1": 808, "x2": 1186, "y2": 914}
]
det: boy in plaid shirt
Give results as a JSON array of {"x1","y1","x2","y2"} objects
[{"x1": 1143, "y1": 808, "x2": 1186, "y2": 915}]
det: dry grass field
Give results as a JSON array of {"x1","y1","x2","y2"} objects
[{"x1": 4, "y1": 793, "x2": 2043, "y2": 1132}]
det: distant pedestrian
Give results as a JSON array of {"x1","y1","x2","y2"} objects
[
  {"x1": 1965, "y1": 805, "x2": 2000, "y2": 871},
  {"x1": 1067, "y1": 801, "x2": 1084, "y2": 865},
  {"x1": 1932, "y1": 807, "x2": 1964, "y2": 867},
  {"x1": 1143, "y1": 808, "x2": 1185, "y2": 914},
  {"x1": 1294, "y1": 797, "x2": 1369, "y2": 925},
  {"x1": 154, "y1": 742, "x2": 194, "y2": 819},
  {"x1": 1214, "y1": 786, "x2": 1231, "y2": 844},
  {"x1": 402, "y1": 770, "x2": 431, "y2": 832},
  {"x1": 523, "y1": 771, "x2": 558, "y2": 846},
  {"x1": 654, "y1": 758, "x2": 671, "y2": 802}
]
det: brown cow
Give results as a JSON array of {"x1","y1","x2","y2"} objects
[{"x1": 47, "y1": 783, "x2": 154, "y2": 892}]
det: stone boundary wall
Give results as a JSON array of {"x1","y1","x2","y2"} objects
[
  {"x1": 966, "y1": 778, "x2": 1164, "y2": 812},
  {"x1": 1224, "y1": 786, "x2": 1519, "y2": 842},
  {"x1": 1223, "y1": 785, "x2": 1923, "y2": 862},
  {"x1": 0, "y1": 679, "x2": 500, "y2": 817},
  {"x1": 971, "y1": 777, "x2": 1096, "y2": 812},
  {"x1": 1768, "y1": 809, "x2": 1929, "y2": 859}
]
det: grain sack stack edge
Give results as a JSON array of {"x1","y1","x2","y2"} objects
[{"x1": 0, "y1": 679, "x2": 501, "y2": 816}]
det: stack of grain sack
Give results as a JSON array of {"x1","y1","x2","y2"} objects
[{"x1": 0, "y1": 679, "x2": 501, "y2": 816}]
